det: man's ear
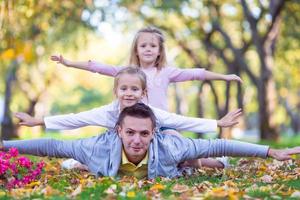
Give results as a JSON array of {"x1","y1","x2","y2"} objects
[
  {"x1": 150, "y1": 128, "x2": 156, "y2": 140},
  {"x1": 117, "y1": 125, "x2": 122, "y2": 138}
]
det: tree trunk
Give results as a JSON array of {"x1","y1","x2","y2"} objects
[{"x1": 1, "y1": 61, "x2": 19, "y2": 140}]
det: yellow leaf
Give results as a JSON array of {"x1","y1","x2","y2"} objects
[
  {"x1": 210, "y1": 187, "x2": 227, "y2": 197},
  {"x1": 23, "y1": 42, "x2": 34, "y2": 63},
  {"x1": 127, "y1": 191, "x2": 136, "y2": 198},
  {"x1": 258, "y1": 164, "x2": 267, "y2": 171},
  {"x1": 1, "y1": 48, "x2": 15, "y2": 60},
  {"x1": 25, "y1": 181, "x2": 40, "y2": 188},
  {"x1": 150, "y1": 183, "x2": 165, "y2": 191}
]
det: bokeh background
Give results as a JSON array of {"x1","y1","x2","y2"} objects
[{"x1": 0, "y1": 0, "x2": 299, "y2": 144}]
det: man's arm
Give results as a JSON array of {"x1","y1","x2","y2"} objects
[
  {"x1": 175, "y1": 137, "x2": 300, "y2": 162},
  {"x1": 169, "y1": 137, "x2": 269, "y2": 162},
  {"x1": 3, "y1": 139, "x2": 90, "y2": 165}
]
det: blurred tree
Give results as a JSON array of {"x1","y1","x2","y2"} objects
[
  {"x1": 275, "y1": 1, "x2": 300, "y2": 134},
  {"x1": 0, "y1": 0, "x2": 94, "y2": 139}
]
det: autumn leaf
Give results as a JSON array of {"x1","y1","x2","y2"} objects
[{"x1": 171, "y1": 184, "x2": 189, "y2": 193}]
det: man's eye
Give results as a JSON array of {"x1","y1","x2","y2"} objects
[
  {"x1": 126, "y1": 131, "x2": 134, "y2": 135},
  {"x1": 141, "y1": 132, "x2": 150, "y2": 137}
]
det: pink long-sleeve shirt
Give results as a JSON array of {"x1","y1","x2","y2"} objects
[{"x1": 87, "y1": 61, "x2": 206, "y2": 110}]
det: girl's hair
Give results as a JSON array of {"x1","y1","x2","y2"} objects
[
  {"x1": 129, "y1": 26, "x2": 167, "y2": 70},
  {"x1": 114, "y1": 66, "x2": 148, "y2": 94}
]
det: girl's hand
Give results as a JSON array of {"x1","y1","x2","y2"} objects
[
  {"x1": 217, "y1": 109, "x2": 242, "y2": 127},
  {"x1": 14, "y1": 112, "x2": 44, "y2": 127},
  {"x1": 51, "y1": 55, "x2": 68, "y2": 66},
  {"x1": 225, "y1": 74, "x2": 243, "y2": 83},
  {"x1": 268, "y1": 147, "x2": 300, "y2": 161}
]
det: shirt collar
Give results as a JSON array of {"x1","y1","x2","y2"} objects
[{"x1": 121, "y1": 148, "x2": 148, "y2": 168}]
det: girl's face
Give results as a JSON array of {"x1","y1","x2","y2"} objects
[
  {"x1": 115, "y1": 74, "x2": 146, "y2": 110},
  {"x1": 136, "y1": 32, "x2": 160, "y2": 67}
]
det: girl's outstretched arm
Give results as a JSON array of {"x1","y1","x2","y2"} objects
[
  {"x1": 14, "y1": 112, "x2": 44, "y2": 127},
  {"x1": 51, "y1": 55, "x2": 89, "y2": 70},
  {"x1": 152, "y1": 106, "x2": 242, "y2": 133},
  {"x1": 217, "y1": 108, "x2": 242, "y2": 127},
  {"x1": 168, "y1": 67, "x2": 242, "y2": 83},
  {"x1": 204, "y1": 70, "x2": 243, "y2": 83},
  {"x1": 51, "y1": 55, "x2": 122, "y2": 76}
]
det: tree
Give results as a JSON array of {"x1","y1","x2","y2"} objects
[{"x1": 0, "y1": 0, "x2": 93, "y2": 139}]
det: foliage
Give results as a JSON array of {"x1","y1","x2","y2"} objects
[
  {"x1": 0, "y1": 157, "x2": 299, "y2": 199},
  {"x1": 0, "y1": 148, "x2": 44, "y2": 189}
]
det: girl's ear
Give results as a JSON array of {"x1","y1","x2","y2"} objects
[
  {"x1": 113, "y1": 87, "x2": 117, "y2": 97},
  {"x1": 142, "y1": 88, "x2": 147, "y2": 98}
]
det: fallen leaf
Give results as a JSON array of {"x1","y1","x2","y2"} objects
[
  {"x1": 70, "y1": 184, "x2": 82, "y2": 197},
  {"x1": 150, "y1": 183, "x2": 165, "y2": 191},
  {"x1": 172, "y1": 184, "x2": 189, "y2": 193},
  {"x1": 260, "y1": 175, "x2": 273, "y2": 183}
]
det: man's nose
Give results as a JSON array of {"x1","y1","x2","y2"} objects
[{"x1": 132, "y1": 134, "x2": 141, "y2": 144}]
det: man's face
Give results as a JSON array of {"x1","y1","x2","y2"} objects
[{"x1": 117, "y1": 115, "x2": 154, "y2": 164}]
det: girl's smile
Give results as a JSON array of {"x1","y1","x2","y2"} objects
[{"x1": 115, "y1": 74, "x2": 146, "y2": 110}]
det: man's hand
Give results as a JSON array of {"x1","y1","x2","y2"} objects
[
  {"x1": 268, "y1": 147, "x2": 300, "y2": 161},
  {"x1": 217, "y1": 109, "x2": 242, "y2": 128},
  {"x1": 225, "y1": 74, "x2": 243, "y2": 83},
  {"x1": 14, "y1": 112, "x2": 44, "y2": 127}
]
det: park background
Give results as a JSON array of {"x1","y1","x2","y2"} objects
[
  {"x1": 1, "y1": 0, "x2": 299, "y2": 143},
  {"x1": 1, "y1": 0, "x2": 300, "y2": 199}
]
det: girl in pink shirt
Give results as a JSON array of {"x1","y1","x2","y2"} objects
[
  {"x1": 51, "y1": 27, "x2": 242, "y2": 111},
  {"x1": 51, "y1": 27, "x2": 242, "y2": 168}
]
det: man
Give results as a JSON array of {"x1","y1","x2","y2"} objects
[{"x1": 1, "y1": 103, "x2": 300, "y2": 179}]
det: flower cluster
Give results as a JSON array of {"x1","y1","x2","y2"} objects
[{"x1": 0, "y1": 148, "x2": 45, "y2": 189}]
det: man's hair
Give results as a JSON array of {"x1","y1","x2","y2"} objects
[{"x1": 116, "y1": 103, "x2": 156, "y2": 129}]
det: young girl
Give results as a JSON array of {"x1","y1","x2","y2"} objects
[
  {"x1": 15, "y1": 67, "x2": 242, "y2": 170},
  {"x1": 51, "y1": 26, "x2": 242, "y2": 111}
]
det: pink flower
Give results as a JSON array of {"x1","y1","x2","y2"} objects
[
  {"x1": 18, "y1": 156, "x2": 32, "y2": 168},
  {"x1": 0, "y1": 148, "x2": 45, "y2": 189},
  {"x1": 37, "y1": 161, "x2": 45, "y2": 169},
  {"x1": 8, "y1": 148, "x2": 19, "y2": 157}
]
